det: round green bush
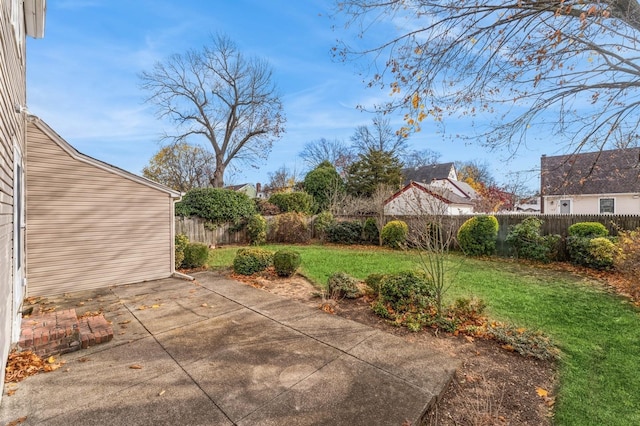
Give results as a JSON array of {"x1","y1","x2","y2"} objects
[
  {"x1": 587, "y1": 237, "x2": 616, "y2": 269},
  {"x1": 378, "y1": 271, "x2": 434, "y2": 312},
  {"x1": 313, "y1": 211, "x2": 334, "y2": 240},
  {"x1": 175, "y1": 234, "x2": 189, "y2": 269},
  {"x1": 270, "y1": 212, "x2": 310, "y2": 243},
  {"x1": 327, "y1": 272, "x2": 361, "y2": 299},
  {"x1": 505, "y1": 217, "x2": 560, "y2": 263},
  {"x1": 268, "y1": 192, "x2": 314, "y2": 215},
  {"x1": 175, "y1": 188, "x2": 256, "y2": 224},
  {"x1": 182, "y1": 242, "x2": 209, "y2": 269},
  {"x1": 326, "y1": 220, "x2": 363, "y2": 245},
  {"x1": 273, "y1": 249, "x2": 302, "y2": 277},
  {"x1": 567, "y1": 223, "x2": 611, "y2": 268},
  {"x1": 568, "y1": 222, "x2": 609, "y2": 238},
  {"x1": 457, "y1": 215, "x2": 499, "y2": 256},
  {"x1": 232, "y1": 248, "x2": 274, "y2": 275},
  {"x1": 246, "y1": 214, "x2": 267, "y2": 246},
  {"x1": 381, "y1": 220, "x2": 408, "y2": 249}
]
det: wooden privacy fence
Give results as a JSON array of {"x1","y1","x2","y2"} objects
[
  {"x1": 384, "y1": 214, "x2": 640, "y2": 256},
  {"x1": 177, "y1": 213, "x2": 640, "y2": 255},
  {"x1": 175, "y1": 216, "x2": 247, "y2": 246}
]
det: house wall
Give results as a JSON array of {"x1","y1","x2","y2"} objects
[
  {"x1": 26, "y1": 121, "x2": 177, "y2": 296},
  {"x1": 544, "y1": 193, "x2": 640, "y2": 215},
  {"x1": 0, "y1": 0, "x2": 27, "y2": 402},
  {"x1": 385, "y1": 186, "x2": 473, "y2": 216}
]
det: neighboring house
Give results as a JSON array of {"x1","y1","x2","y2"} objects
[
  {"x1": 26, "y1": 117, "x2": 182, "y2": 296},
  {"x1": 385, "y1": 181, "x2": 475, "y2": 216},
  {"x1": 540, "y1": 148, "x2": 640, "y2": 214},
  {"x1": 1, "y1": 0, "x2": 46, "y2": 402},
  {"x1": 515, "y1": 197, "x2": 541, "y2": 213},
  {"x1": 225, "y1": 183, "x2": 257, "y2": 199},
  {"x1": 402, "y1": 162, "x2": 457, "y2": 185},
  {"x1": 430, "y1": 177, "x2": 478, "y2": 200}
]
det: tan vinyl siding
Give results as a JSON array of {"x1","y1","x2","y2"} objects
[
  {"x1": 26, "y1": 123, "x2": 176, "y2": 296},
  {"x1": 1, "y1": 0, "x2": 27, "y2": 403}
]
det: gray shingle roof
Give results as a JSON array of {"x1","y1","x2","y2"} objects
[
  {"x1": 402, "y1": 162, "x2": 454, "y2": 185},
  {"x1": 541, "y1": 148, "x2": 640, "y2": 195}
]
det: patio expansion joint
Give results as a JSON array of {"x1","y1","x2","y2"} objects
[
  {"x1": 206, "y1": 286, "x2": 440, "y2": 395},
  {"x1": 119, "y1": 296, "x2": 237, "y2": 425}
]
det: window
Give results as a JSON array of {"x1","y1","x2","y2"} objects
[
  {"x1": 560, "y1": 199, "x2": 571, "y2": 214},
  {"x1": 600, "y1": 198, "x2": 615, "y2": 214}
]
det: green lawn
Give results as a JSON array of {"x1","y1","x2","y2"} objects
[{"x1": 208, "y1": 244, "x2": 640, "y2": 425}]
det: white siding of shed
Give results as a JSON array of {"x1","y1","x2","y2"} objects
[{"x1": 26, "y1": 120, "x2": 179, "y2": 296}]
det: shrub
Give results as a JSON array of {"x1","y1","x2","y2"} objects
[
  {"x1": 182, "y1": 243, "x2": 209, "y2": 269},
  {"x1": 505, "y1": 217, "x2": 560, "y2": 262},
  {"x1": 381, "y1": 220, "x2": 408, "y2": 249},
  {"x1": 313, "y1": 211, "x2": 334, "y2": 240},
  {"x1": 568, "y1": 222, "x2": 609, "y2": 238},
  {"x1": 232, "y1": 248, "x2": 274, "y2": 275},
  {"x1": 327, "y1": 272, "x2": 361, "y2": 299},
  {"x1": 614, "y1": 229, "x2": 640, "y2": 299},
  {"x1": 326, "y1": 220, "x2": 363, "y2": 245},
  {"x1": 268, "y1": 192, "x2": 314, "y2": 215},
  {"x1": 486, "y1": 323, "x2": 560, "y2": 361},
  {"x1": 270, "y1": 212, "x2": 310, "y2": 243},
  {"x1": 567, "y1": 221, "x2": 612, "y2": 268},
  {"x1": 363, "y1": 218, "x2": 379, "y2": 244},
  {"x1": 364, "y1": 273, "x2": 386, "y2": 295},
  {"x1": 587, "y1": 237, "x2": 616, "y2": 270},
  {"x1": 273, "y1": 249, "x2": 302, "y2": 277},
  {"x1": 457, "y1": 215, "x2": 499, "y2": 256},
  {"x1": 175, "y1": 234, "x2": 189, "y2": 269},
  {"x1": 246, "y1": 214, "x2": 267, "y2": 246},
  {"x1": 255, "y1": 199, "x2": 281, "y2": 216},
  {"x1": 377, "y1": 271, "x2": 434, "y2": 313},
  {"x1": 175, "y1": 188, "x2": 256, "y2": 224}
]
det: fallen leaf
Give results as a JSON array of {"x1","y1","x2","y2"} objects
[
  {"x1": 501, "y1": 344, "x2": 515, "y2": 352},
  {"x1": 158, "y1": 389, "x2": 166, "y2": 396},
  {"x1": 7, "y1": 388, "x2": 16, "y2": 396},
  {"x1": 6, "y1": 416, "x2": 27, "y2": 426},
  {"x1": 536, "y1": 387, "x2": 548, "y2": 398},
  {"x1": 464, "y1": 335, "x2": 475, "y2": 343},
  {"x1": 151, "y1": 304, "x2": 161, "y2": 309},
  {"x1": 129, "y1": 364, "x2": 143, "y2": 369},
  {"x1": 47, "y1": 356, "x2": 56, "y2": 364},
  {"x1": 77, "y1": 357, "x2": 91, "y2": 363},
  {"x1": 201, "y1": 303, "x2": 208, "y2": 307},
  {"x1": 118, "y1": 320, "x2": 131, "y2": 325},
  {"x1": 137, "y1": 306, "x2": 147, "y2": 310}
]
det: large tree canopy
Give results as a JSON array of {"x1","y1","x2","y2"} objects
[
  {"x1": 142, "y1": 142, "x2": 214, "y2": 192},
  {"x1": 335, "y1": 1, "x2": 640, "y2": 154},
  {"x1": 141, "y1": 34, "x2": 285, "y2": 187}
]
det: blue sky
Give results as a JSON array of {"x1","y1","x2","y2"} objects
[{"x1": 26, "y1": 0, "x2": 546, "y2": 191}]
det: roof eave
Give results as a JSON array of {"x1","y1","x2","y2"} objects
[{"x1": 24, "y1": 0, "x2": 46, "y2": 39}]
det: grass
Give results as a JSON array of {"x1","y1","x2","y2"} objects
[{"x1": 208, "y1": 243, "x2": 640, "y2": 426}]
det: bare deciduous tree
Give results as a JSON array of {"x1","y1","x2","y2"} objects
[
  {"x1": 299, "y1": 138, "x2": 355, "y2": 175},
  {"x1": 400, "y1": 187, "x2": 461, "y2": 316},
  {"x1": 350, "y1": 114, "x2": 409, "y2": 155},
  {"x1": 402, "y1": 148, "x2": 442, "y2": 169},
  {"x1": 336, "y1": 1, "x2": 640, "y2": 154},
  {"x1": 140, "y1": 34, "x2": 285, "y2": 187}
]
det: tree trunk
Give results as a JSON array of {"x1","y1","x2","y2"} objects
[{"x1": 211, "y1": 161, "x2": 225, "y2": 188}]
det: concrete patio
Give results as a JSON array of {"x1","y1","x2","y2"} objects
[{"x1": 1, "y1": 271, "x2": 458, "y2": 425}]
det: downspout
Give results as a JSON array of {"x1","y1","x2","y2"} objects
[{"x1": 170, "y1": 192, "x2": 194, "y2": 281}]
